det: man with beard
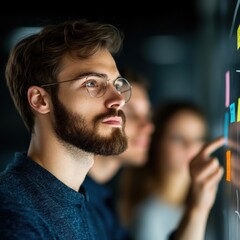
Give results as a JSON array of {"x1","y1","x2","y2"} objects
[
  {"x1": 0, "y1": 19, "x2": 225, "y2": 240},
  {"x1": 0, "y1": 19, "x2": 131, "y2": 240}
]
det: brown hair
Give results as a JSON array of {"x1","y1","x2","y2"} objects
[{"x1": 5, "y1": 19, "x2": 123, "y2": 132}]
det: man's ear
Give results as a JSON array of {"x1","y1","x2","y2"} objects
[{"x1": 27, "y1": 86, "x2": 51, "y2": 114}]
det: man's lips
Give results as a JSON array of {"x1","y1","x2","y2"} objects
[{"x1": 102, "y1": 116, "x2": 123, "y2": 126}]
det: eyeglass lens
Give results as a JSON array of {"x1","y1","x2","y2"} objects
[{"x1": 86, "y1": 76, "x2": 131, "y2": 103}]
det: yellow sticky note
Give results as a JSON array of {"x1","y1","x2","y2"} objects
[
  {"x1": 237, "y1": 98, "x2": 240, "y2": 121},
  {"x1": 238, "y1": 25, "x2": 240, "y2": 50}
]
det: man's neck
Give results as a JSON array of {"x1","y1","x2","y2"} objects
[{"x1": 28, "y1": 133, "x2": 94, "y2": 192}]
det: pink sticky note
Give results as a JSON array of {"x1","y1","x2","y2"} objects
[{"x1": 225, "y1": 71, "x2": 230, "y2": 108}]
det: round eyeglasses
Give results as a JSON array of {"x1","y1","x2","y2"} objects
[{"x1": 40, "y1": 74, "x2": 132, "y2": 103}]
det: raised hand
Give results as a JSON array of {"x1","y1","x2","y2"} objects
[{"x1": 188, "y1": 136, "x2": 225, "y2": 212}]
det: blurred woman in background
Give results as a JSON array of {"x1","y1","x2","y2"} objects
[{"x1": 119, "y1": 100, "x2": 213, "y2": 240}]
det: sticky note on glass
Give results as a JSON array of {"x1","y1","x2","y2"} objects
[
  {"x1": 237, "y1": 98, "x2": 240, "y2": 122},
  {"x1": 226, "y1": 150, "x2": 231, "y2": 182},
  {"x1": 225, "y1": 71, "x2": 230, "y2": 108},
  {"x1": 238, "y1": 25, "x2": 240, "y2": 49},
  {"x1": 224, "y1": 111, "x2": 229, "y2": 145},
  {"x1": 230, "y1": 102, "x2": 236, "y2": 123}
]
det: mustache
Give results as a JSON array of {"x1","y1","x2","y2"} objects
[{"x1": 93, "y1": 109, "x2": 126, "y2": 125}]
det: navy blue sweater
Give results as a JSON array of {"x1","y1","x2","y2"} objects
[
  {"x1": 0, "y1": 152, "x2": 108, "y2": 239},
  {"x1": 83, "y1": 176, "x2": 130, "y2": 240}
]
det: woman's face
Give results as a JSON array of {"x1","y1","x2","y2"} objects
[
  {"x1": 119, "y1": 83, "x2": 154, "y2": 166},
  {"x1": 158, "y1": 110, "x2": 207, "y2": 171}
]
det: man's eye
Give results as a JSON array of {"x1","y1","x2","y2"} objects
[
  {"x1": 115, "y1": 83, "x2": 123, "y2": 91},
  {"x1": 85, "y1": 80, "x2": 99, "y2": 88}
]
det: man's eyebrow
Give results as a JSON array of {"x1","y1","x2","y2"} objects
[
  {"x1": 73, "y1": 72, "x2": 107, "y2": 79},
  {"x1": 73, "y1": 72, "x2": 122, "y2": 81}
]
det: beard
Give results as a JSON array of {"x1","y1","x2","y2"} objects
[{"x1": 51, "y1": 93, "x2": 128, "y2": 155}]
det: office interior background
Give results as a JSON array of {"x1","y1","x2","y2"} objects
[{"x1": 0, "y1": 1, "x2": 239, "y2": 239}]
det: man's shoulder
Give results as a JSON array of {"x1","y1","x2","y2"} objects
[
  {"x1": 0, "y1": 194, "x2": 55, "y2": 239},
  {"x1": 0, "y1": 165, "x2": 30, "y2": 195},
  {"x1": 0, "y1": 161, "x2": 42, "y2": 211}
]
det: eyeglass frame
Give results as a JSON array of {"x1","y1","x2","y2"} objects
[{"x1": 40, "y1": 72, "x2": 132, "y2": 103}]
